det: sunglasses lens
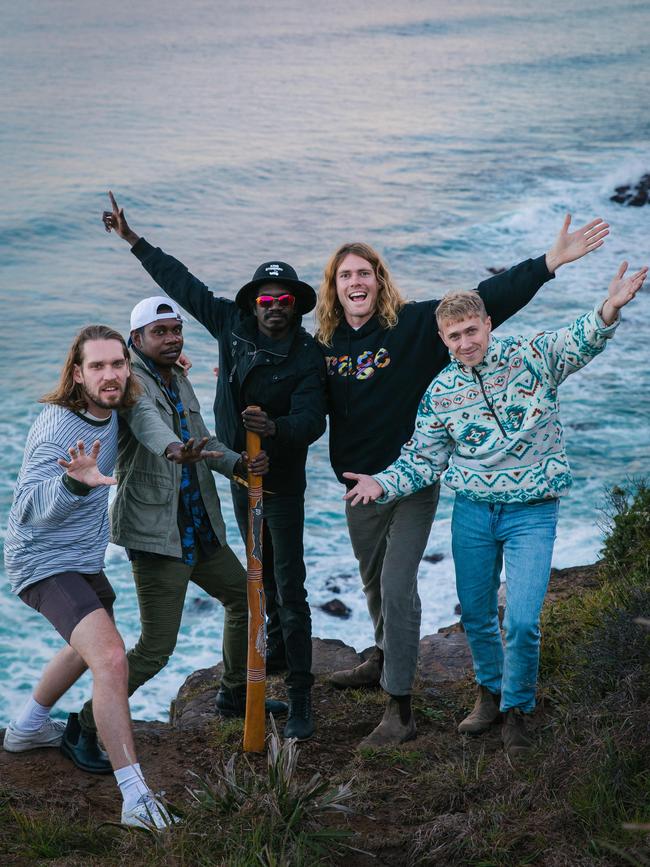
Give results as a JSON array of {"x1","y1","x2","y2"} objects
[{"x1": 255, "y1": 294, "x2": 296, "y2": 308}]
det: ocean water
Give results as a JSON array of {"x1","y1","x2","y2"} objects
[{"x1": 1, "y1": 0, "x2": 649, "y2": 725}]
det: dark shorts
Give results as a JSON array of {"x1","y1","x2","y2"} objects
[{"x1": 19, "y1": 570, "x2": 116, "y2": 644}]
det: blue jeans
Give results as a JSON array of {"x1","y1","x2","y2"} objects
[{"x1": 451, "y1": 495, "x2": 559, "y2": 713}]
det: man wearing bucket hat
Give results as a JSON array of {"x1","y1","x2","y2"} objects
[
  {"x1": 102, "y1": 193, "x2": 327, "y2": 741},
  {"x1": 74, "y1": 295, "x2": 287, "y2": 750}
]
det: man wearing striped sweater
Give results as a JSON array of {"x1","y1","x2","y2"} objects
[
  {"x1": 3, "y1": 325, "x2": 176, "y2": 828},
  {"x1": 343, "y1": 260, "x2": 647, "y2": 758}
]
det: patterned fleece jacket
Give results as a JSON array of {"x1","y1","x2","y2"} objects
[{"x1": 373, "y1": 304, "x2": 619, "y2": 504}]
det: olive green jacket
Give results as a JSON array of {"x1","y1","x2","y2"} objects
[{"x1": 110, "y1": 351, "x2": 240, "y2": 557}]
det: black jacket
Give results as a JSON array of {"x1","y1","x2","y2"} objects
[
  {"x1": 321, "y1": 255, "x2": 554, "y2": 483},
  {"x1": 131, "y1": 239, "x2": 327, "y2": 495}
]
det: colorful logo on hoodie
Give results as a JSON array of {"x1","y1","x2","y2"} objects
[{"x1": 325, "y1": 348, "x2": 391, "y2": 380}]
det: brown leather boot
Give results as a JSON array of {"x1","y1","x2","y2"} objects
[
  {"x1": 457, "y1": 685, "x2": 501, "y2": 735},
  {"x1": 501, "y1": 708, "x2": 533, "y2": 759},
  {"x1": 357, "y1": 697, "x2": 416, "y2": 749},
  {"x1": 328, "y1": 647, "x2": 383, "y2": 689}
]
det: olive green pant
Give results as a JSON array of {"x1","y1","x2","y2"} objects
[{"x1": 78, "y1": 545, "x2": 248, "y2": 732}]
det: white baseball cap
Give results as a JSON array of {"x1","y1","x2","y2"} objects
[{"x1": 130, "y1": 296, "x2": 187, "y2": 331}]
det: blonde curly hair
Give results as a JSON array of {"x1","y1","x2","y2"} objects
[{"x1": 315, "y1": 242, "x2": 406, "y2": 346}]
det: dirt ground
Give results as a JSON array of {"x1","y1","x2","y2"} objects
[{"x1": 0, "y1": 563, "x2": 603, "y2": 865}]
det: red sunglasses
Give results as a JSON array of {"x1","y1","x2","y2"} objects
[{"x1": 255, "y1": 293, "x2": 296, "y2": 308}]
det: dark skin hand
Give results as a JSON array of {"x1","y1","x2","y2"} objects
[
  {"x1": 166, "y1": 439, "x2": 269, "y2": 475},
  {"x1": 102, "y1": 191, "x2": 140, "y2": 246},
  {"x1": 165, "y1": 437, "x2": 223, "y2": 464},
  {"x1": 241, "y1": 407, "x2": 277, "y2": 438},
  {"x1": 235, "y1": 450, "x2": 269, "y2": 476}
]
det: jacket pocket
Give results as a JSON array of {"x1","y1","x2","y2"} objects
[{"x1": 155, "y1": 395, "x2": 174, "y2": 416}]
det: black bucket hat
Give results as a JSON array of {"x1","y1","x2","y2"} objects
[{"x1": 235, "y1": 261, "x2": 317, "y2": 314}]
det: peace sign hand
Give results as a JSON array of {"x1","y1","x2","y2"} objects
[
  {"x1": 102, "y1": 191, "x2": 140, "y2": 246},
  {"x1": 58, "y1": 440, "x2": 117, "y2": 487}
]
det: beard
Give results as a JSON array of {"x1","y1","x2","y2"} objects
[{"x1": 82, "y1": 380, "x2": 127, "y2": 410}]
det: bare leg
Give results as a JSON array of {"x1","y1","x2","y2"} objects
[
  {"x1": 32, "y1": 645, "x2": 87, "y2": 708},
  {"x1": 69, "y1": 609, "x2": 137, "y2": 771}
]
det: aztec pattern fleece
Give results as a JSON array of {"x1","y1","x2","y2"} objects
[{"x1": 373, "y1": 305, "x2": 619, "y2": 504}]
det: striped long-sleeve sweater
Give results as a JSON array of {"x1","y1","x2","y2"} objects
[
  {"x1": 5, "y1": 405, "x2": 118, "y2": 595},
  {"x1": 373, "y1": 305, "x2": 619, "y2": 505}
]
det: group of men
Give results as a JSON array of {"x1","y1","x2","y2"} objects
[{"x1": 3, "y1": 190, "x2": 645, "y2": 828}]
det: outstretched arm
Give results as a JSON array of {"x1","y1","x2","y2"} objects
[
  {"x1": 102, "y1": 191, "x2": 235, "y2": 337},
  {"x1": 13, "y1": 440, "x2": 115, "y2": 527},
  {"x1": 544, "y1": 214, "x2": 609, "y2": 274},
  {"x1": 539, "y1": 261, "x2": 647, "y2": 386},
  {"x1": 345, "y1": 387, "x2": 454, "y2": 506},
  {"x1": 600, "y1": 261, "x2": 647, "y2": 325},
  {"x1": 477, "y1": 214, "x2": 609, "y2": 330}
]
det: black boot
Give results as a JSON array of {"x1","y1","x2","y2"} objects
[
  {"x1": 60, "y1": 712, "x2": 112, "y2": 774},
  {"x1": 283, "y1": 688, "x2": 315, "y2": 741},
  {"x1": 215, "y1": 684, "x2": 288, "y2": 718},
  {"x1": 266, "y1": 638, "x2": 288, "y2": 675}
]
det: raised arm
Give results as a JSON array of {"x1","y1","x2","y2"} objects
[
  {"x1": 477, "y1": 214, "x2": 609, "y2": 329},
  {"x1": 538, "y1": 261, "x2": 647, "y2": 386},
  {"x1": 102, "y1": 191, "x2": 235, "y2": 338}
]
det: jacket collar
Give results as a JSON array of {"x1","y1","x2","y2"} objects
[{"x1": 129, "y1": 346, "x2": 175, "y2": 389}]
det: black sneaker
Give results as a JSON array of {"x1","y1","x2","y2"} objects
[
  {"x1": 60, "y1": 712, "x2": 112, "y2": 774},
  {"x1": 283, "y1": 688, "x2": 315, "y2": 741},
  {"x1": 215, "y1": 685, "x2": 288, "y2": 718}
]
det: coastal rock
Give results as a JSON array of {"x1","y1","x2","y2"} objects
[
  {"x1": 417, "y1": 632, "x2": 474, "y2": 684},
  {"x1": 423, "y1": 552, "x2": 444, "y2": 564},
  {"x1": 610, "y1": 173, "x2": 650, "y2": 205},
  {"x1": 170, "y1": 665, "x2": 222, "y2": 730},
  {"x1": 320, "y1": 598, "x2": 352, "y2": 618},
  {"x1": 311, "y1": 637, "x2": 362, "y2": 675}
]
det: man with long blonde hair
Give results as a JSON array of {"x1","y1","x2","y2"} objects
[
  {"x1": 343, "y1": 261, "x2": 646, "y2": 757},
  {"x1": 3, "y1": 325, "x2": 176, "y2": 828},
  {"x1": 316, "y1": 216, "x2": 609, "y2": 748}
]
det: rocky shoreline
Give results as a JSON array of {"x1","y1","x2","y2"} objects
[{"x1": 3, "y1": 550, "x2": 649, "y2": 866}]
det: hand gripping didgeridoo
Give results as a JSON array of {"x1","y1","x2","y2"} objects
[{"x1": 243, "y1": 409, "x2": 267, "y2": 752}]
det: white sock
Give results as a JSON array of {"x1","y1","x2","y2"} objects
[
  {"x1": 15, "y1": 696, "x2": 52, "y2": 732},
  {"x1": 114, "y1": 763, "x2": 150, "y2": 811}
]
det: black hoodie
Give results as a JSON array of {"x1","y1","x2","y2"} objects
[{"x1": 322, "y1": 255, "x2": 553, "y2": 483}]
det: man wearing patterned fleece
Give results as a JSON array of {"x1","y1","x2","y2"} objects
[{"x1": 343, "y1": 260, "x2": 647, "y2": 758}]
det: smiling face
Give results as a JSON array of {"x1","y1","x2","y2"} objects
[
  {"x1": 72, "y1": 338, "x2": 130, "y2": 417},
  {"x1": 335, "y1": 253, "x2": 379, "y2": 328},
  {"x1": 253, "y1": 283, "x2": 297, "y2": 340},
  {"x1": 438, "y1": 314, "x2": 492, "y2": 367},
  {"x1": 132, "y1": 317, "x2": 184, "y2": 370}
]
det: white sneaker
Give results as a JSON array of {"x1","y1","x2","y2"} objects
[
  {"x1": 121, "y1": 793, "x2": 179, "y2": 831},
  {"x1": 3, "y1": 718, "x2": 66, "y2": 752}
]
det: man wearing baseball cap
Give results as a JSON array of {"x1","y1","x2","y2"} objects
[
  {"x1": 103, "y1": 194, "x2": 327, "y2": 741},
  {"x1": 74, "y1": 295, "x2": 288, "y2": 744}
]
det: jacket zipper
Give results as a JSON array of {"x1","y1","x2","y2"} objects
[{"x1": 473, "y1": 368, "x2": 508, "y2": 439}]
